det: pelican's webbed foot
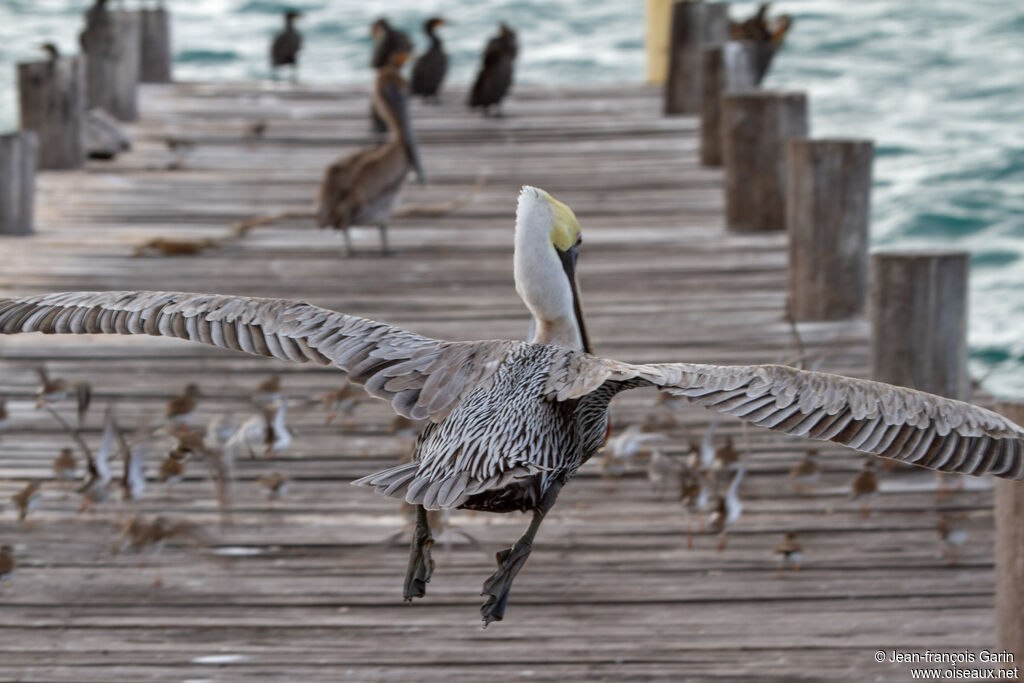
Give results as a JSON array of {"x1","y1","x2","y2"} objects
[
  {"x1": 479, "y1": 481, "x2": 562, "y2": 627},
  {"x1": 480, "y1": 540, "x2": 533, "y2": 626},
  {"x1": 403, "y1": 504, "x2": 434, "y2": 601}
]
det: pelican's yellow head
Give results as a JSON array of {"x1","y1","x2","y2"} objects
[
  {"x1": 514, "y1": 186, "x2": 591, "y2": 353},
  {"x1": 544, "y1": 191, "x2": 582, "y2": 252}
]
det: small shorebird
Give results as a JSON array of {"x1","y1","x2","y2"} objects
[
  {"x1": 647, "y1": 448, "x2": 682, "y2": 499},
  {"x1": 715, "y1": 436, "x2": 741, "y2": 468},
  {"x1": 157, "y1": 451, "x2": 188, "y2": 485},
  {"x1": 253, "y1": 375, "x2": 282, "y2": 404},
  {"x1": 114, "y1": 515, "x2": 207, "y2": 585},
  {"x1": 78, "y1": 407, "x2": 117, "y2": 510},
  {"x1": 789, "y1": 449, "x2": 821, "y2": 495},
  {"x1": 679, "y1": 458, "x2": 714, "y2": 549},
  {"x1": 937, "y1": 512, "x2": 969, "y2": 565},
  {"x1": 469, "y1": 23, "x2": 517, "y2": 116},
  {"x1": 165, "y1": 383, "x2": 200, "y2": 426},
  {"x1": 269, "y1": 10, "x2": 302, "y2": 81},
  {"x1": 318, "y1": 382, "x2": 366, "y2": 426},
  {"x1": 52, "y1": 447, "x2": 78, "y2": 481},
  {"x1": 411, "y1": 18, "x2": 448, "y2": 103},
  {"x1": 598, "y1": 423, "x2": 664, "y2": 490},
  {"x1": 205, "y1": 413, "x2": 240, "y2": 449},
  {"x1": 258, "y1": 472, "x2": 289, "y2": 500},
  {"x1": 708, "y1": 457, "x2": 747, "y2": 551},
  {"x1": 3, "y1": 187, "x2": 1024, "y2": 625},
  {"x1": 774, "y1": 531, "x2": 803, "y2": 576},
  {"x1": 224, "y1": 400, "x2": 291, "y2": 462},
  {"x1": 11, "y1": 481, "x2": 43, "y2": 522},
  {"x1": 117, "y1": 432, "x2": 148, "y2": 502},
  {"x1": 35, "y1": 367, "x2": 68, "y2": 408},
  {"x1": 850, "y1": 459, "x2": 879, "y2": 517}
]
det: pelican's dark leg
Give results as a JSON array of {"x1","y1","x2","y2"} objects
[
  {"x1": 403, "y1": 504, "x2": 434, "y2": 601},
  {"x1": 378, "y1": 223, "x2": 392, "y2": 255},
  {"x1": 341, "y1": 227, "x2": 354, "y2": 257},
  {"x1": 480, "y1": 480, "x2": 562, "y2": 626}
]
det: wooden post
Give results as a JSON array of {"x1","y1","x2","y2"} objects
[
  {"x1": 995, "y1": 401, "x2": 1024, "y2": 669},
  {"x1": 138, "y1": 6, "x2": 172, "y2": 83},
  {"x1": 700, "y1": 40, "x2": 758, "y2": 166},
  {"x1": 82, "y1": 8, "x2": 140, "y2": 121},
  {"x1": 17, "y1": 57, "x2": 86, "y2": 170},
  {"x1": 787, "y1": 139, "x2": 874, "y2": 320},
  {"x1": 664, "y1": 1, "x2": 729, "y2": 115},
  {"x1": 721, "y1": 91, "x2": 808, "y2": 232},
  {"x1": 0, "y1": 132, "x2": 37, "y2": 236},
  {"x1": 869, "y1": 251, "x2": 968, "y2": 400},
  {"x1": 645, "y1": 0, "x2": 675, "y2": 84}
]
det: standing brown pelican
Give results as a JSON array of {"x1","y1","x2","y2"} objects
[
  {"x1": 729, "y1": 2, "x2": 793, "y2": 84},
  {"x1": 370, "y1": 18, "x2": 413, "y2": 133},
  {"x1": 2, "y1": 188, "x2": 1023, "y2": 625},
  {"x1": 270, "y1": 10, "x2": 303, "y2": 81},
  {"x1": 318, "y1": 57, "x2": 424, "y2": 256},
  {"x1": 411, "y1": 17, "x2": 448, "y2": 103},
  {"x1": 469, "y1": 23, "x2": 517, "y2": 116}
]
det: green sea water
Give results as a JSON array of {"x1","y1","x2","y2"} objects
[{"x1": 0, "y1": 0, "x2": 1022, "y2": 396}]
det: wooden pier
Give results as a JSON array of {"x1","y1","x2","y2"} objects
[{"x1": 0, "y1": 82, "x2": 1004, "y2": 682}]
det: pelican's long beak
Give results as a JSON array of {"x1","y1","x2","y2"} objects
[
  {"x1": 381, "y1": 84, "x2": 426, "y2": 184},
  {"x1": 556, "y1": 242, "x2": 591, "y2": 354}
]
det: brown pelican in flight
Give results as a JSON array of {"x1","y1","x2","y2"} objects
[{"x1": 2, "y1": 189, "x2": 1022, "y2": 626}]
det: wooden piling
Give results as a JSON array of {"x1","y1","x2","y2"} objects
[
  {"x1": 0, "y1": 131, "x2": 37, "y2": 236},
  {"x1": 786, "y1": 139, "x2": 874, "y2": 320},
  {"x1": 664, "y1": 1, "x2": 729, "y2": 115},
  {"x1": 995, "y1": 401, "x2": 1024, "y2": 668},
  {"x1": 138, "y1": 7, "x2": 172, "y2": 83},
  {"x1": 82, "y1": 9, "x2": 140, "y2": 121},
  {"x1": 16, "y1": 57, "x2": 86, "y2": 170},
  {"x1": 645, "y1": 0, "x2": 675, "y2": 84},
  {"x1": 721, "y1": 90, "x2": 808, "y2": 232},
  {"x1": 699, "y1": 40, "x2": 758, "y2": 166},
  {"x1": 869, "y1": 251, "x2": 969, "y2": 400}
]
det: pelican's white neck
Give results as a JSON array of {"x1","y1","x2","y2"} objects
[{"x1": 513, "y1": 186, "x2": 586, "y2": 351}]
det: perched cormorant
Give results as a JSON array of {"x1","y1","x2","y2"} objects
[
  {"x1": 39, "y1": 42, "x2": 60, "y2": 62},
  {"x1": 469, "y1": 23, "x2": 517, "y2": 116},
  {"x1": 729, "y1": 3, "x2": 793, "y2": 84},
  {"x1": 319, "y1": 54, "x2": 425, "y2": 255},
  {"x1": 371, "y1": 18, "x2": 413, "y2": 69},
  {"x1": 270, "y1": 10, "x2": 303, "y2": 80},
  {"x1": 411, "y1": 17, "x2": 448, "y2": 103}
]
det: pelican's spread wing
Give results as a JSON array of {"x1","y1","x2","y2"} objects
[
  {"x1": 0, "y1": 291, "x2": 509, "y2": 422},
  {"x1": 562, "y1": 357, "x2": 1024, "y2": 479}
]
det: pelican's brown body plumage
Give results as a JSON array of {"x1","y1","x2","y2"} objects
[
  {"x1": 317, "y1": 62, "x2": 423, "y2": 255},
  {"x1": 1, "y1": 189, "x2": 1022, "y2": 624}
]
